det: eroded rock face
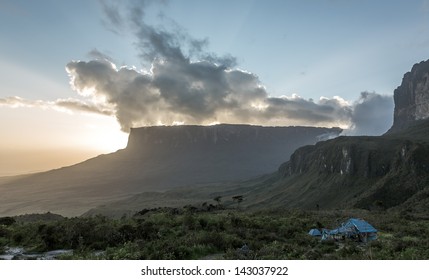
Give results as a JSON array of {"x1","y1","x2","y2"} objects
[{"x1": 391, "y1": 60, "x2": 429, "y2": 131}]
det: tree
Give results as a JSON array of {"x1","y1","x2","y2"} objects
[
  {"x1": 232, "y1": 195, "x2": 244, "y2": 209},
  {"x1": 213, "y1": 196, "x2": 222, "y2": 207}
]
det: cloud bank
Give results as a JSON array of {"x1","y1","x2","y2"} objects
[
  {"x1": 66, "y1": 58, "x2": 357, "y2": 131},
  {"x1": 347, "y1": 91, "x2": 394, "y2": 135}
]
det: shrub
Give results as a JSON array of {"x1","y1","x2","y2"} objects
[
  {"x1": 257, "y1": 241, "x2": 289, "y2": 259},
  {"x1": 0, "y1": 217, "x2": 16, "y2": 226},
  {"x1": 105, "y1": 242, "x2": 142, "y2": 260},
  {"x1": 188, "y1": 244, "x2": 217, "y2": 259},
  {"x1": 316, "y1": 239, "x2": 337, "y2": 255},
  {"x1": 0, "y1": 226, "x2": 10, "y2": 238}
]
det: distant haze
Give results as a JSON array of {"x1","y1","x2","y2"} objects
[{"x1": 0, "y1": 149, "x2": 101, "y2": 177}]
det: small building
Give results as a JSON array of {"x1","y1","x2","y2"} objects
[
  {"x1": 321, "y1": 218, "x2": 377, "y2": 242},
  {"x1": 308, "y1": 228, "x2": 322, "y2": 236}
]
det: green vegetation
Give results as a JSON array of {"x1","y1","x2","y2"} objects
[{"x1": 1, "y1": 208, "x2": 429, "y2": 260}]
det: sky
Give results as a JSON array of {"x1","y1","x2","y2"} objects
[{"x1": 1, "y1": 0, "x2": 429, "y2": 176}]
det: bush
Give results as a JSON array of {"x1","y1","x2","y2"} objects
[
  {"x1": 337, "y1": 242, "x2": 364, "y2": 259},
  {"x1": 0, "y1": 217, "x2": 16, "y2": 226},
  {"x1": 105, "y1": 242, "x2": 142, "y2": 260},
  {"x1": 0, "y1": 227, "x2": 10, "y2": 238},
  {"x1": 257, "y1": 241, "x2": 289, "y2": 259},
  {"x1": 316, "y1": 239, "x2": 337, "y2": 255}
]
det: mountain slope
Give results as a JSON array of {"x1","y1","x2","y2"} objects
[{"x1": 0, "y1": 124, "x2": 340, "y2": 217}]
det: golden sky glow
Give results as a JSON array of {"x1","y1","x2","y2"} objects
[{"x1": 0, "y1": 106, "x2": 127, "y2": 176}]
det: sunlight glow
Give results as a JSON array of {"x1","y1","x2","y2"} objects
[
  {"x1": 251, "y1": 102, "x2": 268, "y2": 111},
  {"x1": 81, "y1": 120, "x2": 129, "y2": 153},
  {"x1": 172, "y1": 121, "x2": 185, "y2": 126}
]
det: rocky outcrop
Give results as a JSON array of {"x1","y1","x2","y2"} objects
[
  {"x1": 276, "y1": 129, "x2": 429, "y2": 208},
  {"x1": 390, "y1": 59, "x2": 429, "y2": 132}
]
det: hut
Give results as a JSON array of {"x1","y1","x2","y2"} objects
[
  {"x1": 308, "y1": 228, "x2": 322, "y2": 236},
  {"x1": 321, "y1": 218, "x2": 377, "y2": 242}
]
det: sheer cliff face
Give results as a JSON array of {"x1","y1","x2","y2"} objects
[
  {"x1": 270, "y1": 119, "x2": 429, "y2": 211},
  {"x1": 391, "y1": 60, "x2": 429, "y2": 131},
  {"x1": 124, "y1": 124, "x2": 342, "y2": 182},
  {"x1": 126, "y1": 124, "x2": 341, "y2": 154}
]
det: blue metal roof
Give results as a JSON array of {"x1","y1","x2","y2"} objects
[
  {"x1": 308, "y1": 228, "x2": 322, "y2": 236},
  {"x1": 345, "y1": 218, "x2": 377, "y2": 233}
]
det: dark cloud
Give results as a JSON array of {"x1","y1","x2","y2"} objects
[
  {"x1": 66, "y1": 59, "x2": 356, "y2": 131},
  {"x1": 98, "y1": 0, "x2": 125, "y2": 34},
  {"x1": 100, "y1": 0, "x2": 234, "y2": 68}
]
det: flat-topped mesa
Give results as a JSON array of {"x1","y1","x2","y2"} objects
[
  {"x1": 122, "y1": 124, "x2": 342, "y2": 186},
  {"x1": 126, "y1": 124, "x2": 260, "y2": 149},
  {"x1": 390, "y1": 59, "x2": 429, "y2": 132},
  {"x1": 126, "y1": 124, "x2": 342, "y2": 152}
]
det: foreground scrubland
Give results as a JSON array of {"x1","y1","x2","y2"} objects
[{"x1": 1, "y1": 207, "x2": 428, "y2": 260}]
